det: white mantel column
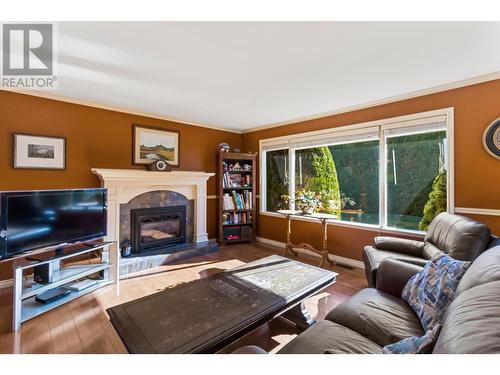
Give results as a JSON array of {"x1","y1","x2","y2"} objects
[{"x1": 194, "y1": 180, "x2": 209, "y2": 243}]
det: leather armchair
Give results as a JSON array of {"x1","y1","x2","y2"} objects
[
  {"x1": 278, "y1": 245, "x2": 500, "y2": 354},
  {"x1": 363, "y1": 212, "x2": 493, "y2": 287},
  {"x1": 375, "y1": 258, "x2": 423, "y2": 298}
]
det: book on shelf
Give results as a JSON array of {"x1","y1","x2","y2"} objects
[
  {"x1": 231, "y1": 190, "x2": 241, "y2": 209},
  {"x1": 228, "y1": 190, "x2": 253, "y2": 210},
  {"x1": 242, "y1": 190, "x2": 252, "y2": 209},
  {"x1": 222, "y1": 172, "x2": 252, "y2": 188},
  {"x1": 223, "y1": 193, "x2": 235, "y2": 210},
  {"x1": 223, "y1": 211, "x2": 252, "y2": 225}
]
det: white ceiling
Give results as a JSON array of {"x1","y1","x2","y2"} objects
[{"x1": 29, "y1": 22, "x2": 500, "y2": 132}]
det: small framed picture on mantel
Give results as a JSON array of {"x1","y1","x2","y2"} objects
[
  {"x1": 13, "y1": 134, "x2": 66, "y2": 169},
  {"x1": 133, "y1": 124, "x2": 180, "y2": 166}
]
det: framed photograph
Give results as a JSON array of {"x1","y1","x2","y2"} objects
[
  {"x1": 133, "y1": 124, "x2": 180, "y2": 166},
  {"x1": 13, "y1": 134, "x2": 66, "y2": 169}
]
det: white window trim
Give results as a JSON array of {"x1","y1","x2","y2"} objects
[{"x1": 259, "y1": 107, "x2": 455, "y2": 235}]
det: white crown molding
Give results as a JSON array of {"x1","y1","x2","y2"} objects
[
  {"x1": 455, "y1": 207, "x2": 500, "y2": 216},
  {"x1": 0, "y1": 88, "x2": 241, "y2": 134},
  {"x1": 241, "y1": 72, "x2": 500, "y2": 134},
  {"x1": 255, "y1": 236, "x2": 365, "y2": 270},
  {"x1": 3, "y1": 72, "x2": 499, "y2": 135}
]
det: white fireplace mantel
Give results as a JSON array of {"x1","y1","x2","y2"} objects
[{"x1": 92, "y1": 168, "x2": 215, "y2": 244}]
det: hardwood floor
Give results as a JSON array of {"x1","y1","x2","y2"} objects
[{"x1": 0, "y1": 242, "x2": 367, "y2": 354}]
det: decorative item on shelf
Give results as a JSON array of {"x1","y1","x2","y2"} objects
[
  {"x1": 133, "y1": 124, "x2": 179, "y2": 166},
  {"x1": 232, "y1": 147, "x2": 241, "y2": 153},
  {"x1": 13, "y1": 133, "x2": 66, "y2": 169},
  {"x1": 147, "y1": 158, "x2": 172, "y2": 172},
  {"x1": 120, "y1": 240, "x2": 132, "y2": 257},
  {"x1": 483, "y1": 117, "x2": 500, "y2": 160},
  {"x1": 218, "y1": 142, "x2": 230, "y2": 153}
]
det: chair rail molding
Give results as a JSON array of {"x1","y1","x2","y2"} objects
[{"x1": 454, "y1": 207, "x2": 500, "y2": 216}]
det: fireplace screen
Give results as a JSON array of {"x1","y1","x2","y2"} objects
[
  {"x1": 141, "y1": 216, "x2": 180, "y2": 244},
  {"x1": 131, "y1": 206, "x2": 186, "y2": 253}
]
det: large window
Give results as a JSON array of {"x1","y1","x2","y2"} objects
[
  {"x1": 386, "y1": 130, "x2": 447, "y2": 230},
  {"x1": 261, "y1": 109, "x2": 453, "y2": 233},
  {"x1": 265, "y1": 149, "x2": 289, "y2": 212},
  {"x1": 294, "y1": 140, "x2": 380, "y2": 225}
]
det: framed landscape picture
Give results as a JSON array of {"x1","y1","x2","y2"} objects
[
  {"x1": 133, "y1": 125, "x2": 180, "y2": 166},
  {"x1": 13, "y1": 134, "x2": 66, "y2": 169}
]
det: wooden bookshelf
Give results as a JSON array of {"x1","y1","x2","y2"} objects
[{"x1": 218, "y1": 152, "x2": 257, "y2": 245}]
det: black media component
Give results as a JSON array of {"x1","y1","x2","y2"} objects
[
  {"x1": 33, "y1": 262, "x2": 57, "y2": 284},
  {"x1": 35, "y1": 287, "x2": 71, "y2": 304},
  {"x1": 0, "y1": 188, "x2": 107, "y2": 259}
]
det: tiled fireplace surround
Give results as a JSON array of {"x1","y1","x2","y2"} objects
[
  {"x1": 120, "y1": 190, "x2": 194, "y2": 249},
  {"x1": 92, "y1": 169, "x2": 216, "y2": 275}
]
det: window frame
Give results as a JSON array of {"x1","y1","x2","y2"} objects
[{"x1": 259, "y1": 107, "x2": 454, "y2": 235}]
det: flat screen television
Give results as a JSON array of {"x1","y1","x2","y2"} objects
[{"x1": 0, "y1": 188, "x2": 107, "y2": 259}]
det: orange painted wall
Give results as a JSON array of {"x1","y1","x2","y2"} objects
[
  {"x1": 0, "y1": 91, "x2": 240, "y2": 194},
  {"x1": 0, "y1": 79, "x2": 499, "y2": 279},
  {"x1": 0, "y1": 91, "x2": 241, "y2": 279},
  {"x1": 242, "y1": 79, "x2": 500, "y2": 262}
]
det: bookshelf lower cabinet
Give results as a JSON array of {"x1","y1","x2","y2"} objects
[
  {"x1": 218, "y1": 152, "x2": 257, "y2": 244},
  {"x1": 223, "y1": 225, "x2": 253, "y2": 242}
]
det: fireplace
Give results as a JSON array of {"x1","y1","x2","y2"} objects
[{"x1": 131, "y1": 205, "x2": 186, "y2": 254}]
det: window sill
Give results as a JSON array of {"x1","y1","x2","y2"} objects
[{"x1": 258, "y1": 211, "x2": 425, "y2": 239}]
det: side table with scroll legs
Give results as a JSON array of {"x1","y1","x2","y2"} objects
[{"x1": 277, "y1": 210, "x2": 338, "y2": 268}]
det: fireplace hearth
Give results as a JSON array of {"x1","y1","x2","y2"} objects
[{"x1": 131, "y1": 205, "x2": 186, "y2": 254}]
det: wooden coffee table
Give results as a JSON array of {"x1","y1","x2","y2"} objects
[{"x1": 107, "y1": 255, "x2": 337, "y2": 353}]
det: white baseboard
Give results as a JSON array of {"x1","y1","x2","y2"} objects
[{"x1": 255, "y1": 236, "x2": 365, "y2": 270}]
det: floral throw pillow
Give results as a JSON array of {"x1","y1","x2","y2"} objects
[
  {"x1": 383, "y1": 324, "x2": 441, "y2": 354},
  {"x1": 402, "y1": 253, "x2": 470, "y2": 331}
]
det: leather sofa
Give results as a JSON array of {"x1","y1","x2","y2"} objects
[
  {"x1": 277, "y1": 244, "x2": 500, "y2": 354},
  {"x1": 363, "y1": 212, "x2": 495, "y2": 287}
]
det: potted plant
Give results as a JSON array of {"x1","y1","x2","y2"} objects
[{"x1": 282, "y1": 189, "x2": 322, "y2": 214}]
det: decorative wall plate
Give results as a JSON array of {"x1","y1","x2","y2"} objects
[{"x1": 483, "y1": 117, "x2": 500, "y2": 160}]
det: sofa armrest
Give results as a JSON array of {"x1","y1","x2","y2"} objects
[
  {"x1": 376, "y1": 258, "x2": 423, "y2": 298},
  {"x1": 374, "y1": 236, "x2": 425, "y2": 258}
]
